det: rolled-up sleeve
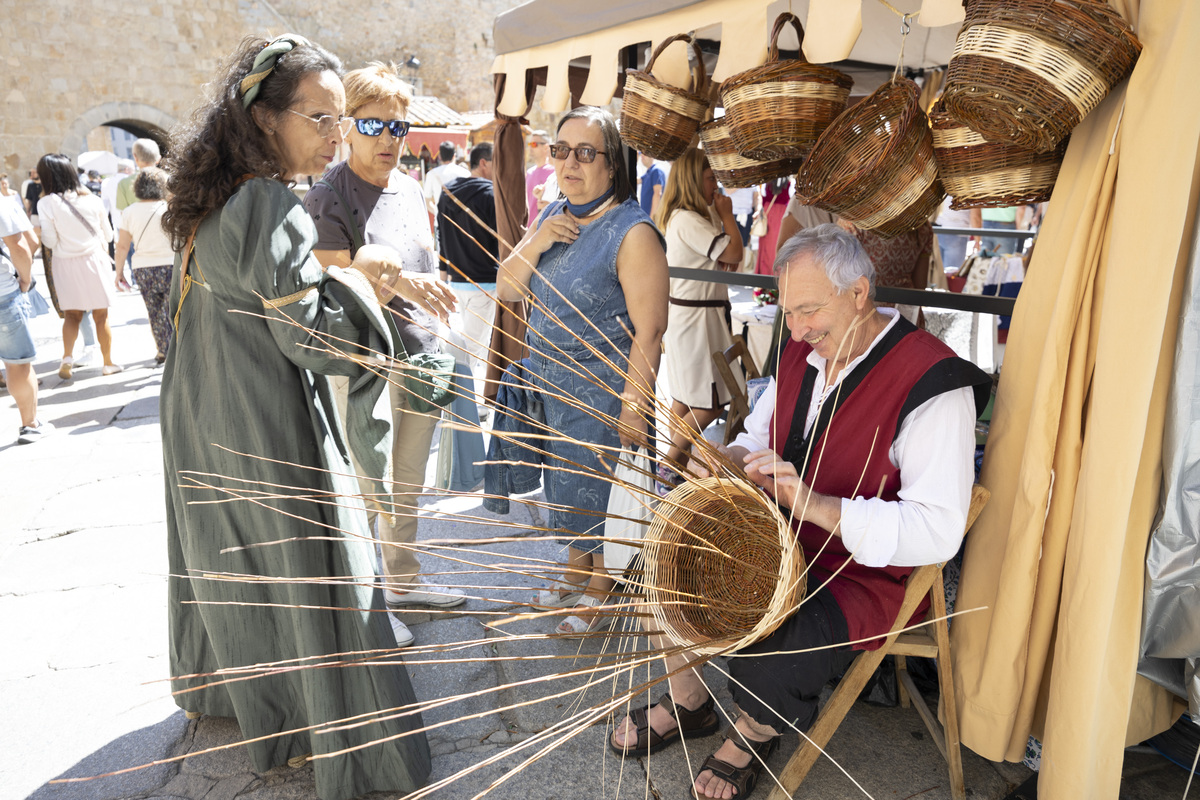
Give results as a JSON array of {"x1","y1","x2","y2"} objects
[{"x1": 838, "y1": 386, "x2": 976, "y2": 567}]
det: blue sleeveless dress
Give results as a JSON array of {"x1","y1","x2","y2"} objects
[{"x1": 527, "y1": 197, "x2": 659, "y2": 551}]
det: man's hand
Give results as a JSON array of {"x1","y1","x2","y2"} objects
[
  {"x1": 381, "y1": 272, "x2": 457, "y2": 321},
  {"x1": 744, "y1": 449, "x2": 808, "y2": 511}
]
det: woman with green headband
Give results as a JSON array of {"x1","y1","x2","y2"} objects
[{"x1": 159, "y1": 34, "x2": 450, "y2": 799}]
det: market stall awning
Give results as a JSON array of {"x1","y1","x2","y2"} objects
[{"x1": 492, "y1": 0, "x2": 965, "y2": 115}]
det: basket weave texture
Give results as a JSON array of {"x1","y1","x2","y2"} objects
[
  {"x1": 942, "y1": 0, "x2": 1141, "y2": 153},
  {"x1": 699, "y1": 118, "x2": 802, "y2": 189},
  {"x1": 720, "y1": 12, "x2": 853, "y2": 160},
  {"x1": 930, "y1": 99, "x2": 1067, "y2": 209},
  {"x1": 642, "y1": 477, "x2": 805, "y2": 656},
  {"x1": 796, "y1": 78, "x2": 945, "y2": 239},
  {"x1": 620, "y1": 34, "x2": 710, "y2": 162}
]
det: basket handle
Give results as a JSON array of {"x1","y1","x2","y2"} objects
[
  {"x1": 643, "y1": 33, "x2": 709, "y2": 96},
  {"x1": 768, "y1": 12, "x2": 807, "y2": 64}
]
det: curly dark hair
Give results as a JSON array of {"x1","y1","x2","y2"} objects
[
  {"x1": 133, "y1": 166, "x2": 169, "y2": 201},
  {"x1": 161, "y1": 35, "x2": 342, "y2": 249}
]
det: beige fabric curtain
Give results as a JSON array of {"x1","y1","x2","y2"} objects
[{"x1": 951, "y1": 2, "x2": 1199, "y2": 797}]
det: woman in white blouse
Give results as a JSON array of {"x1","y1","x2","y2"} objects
[
  {"x1": 653, "y1": 148, "x2": 743, "y2": 482},
  {"x1": 36, "y1": 154, "x2": 121, "y2": 378}
]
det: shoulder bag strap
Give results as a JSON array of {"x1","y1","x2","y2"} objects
[
  {"x1": 59, "y1": 195, "x2": 100, "y2": 239},
  {"x1": 316, "y1": 179, "x2": 365, "y2": 257},
  {"x1": 133, "y1": 201, "x2": 165, "y2": 253}
]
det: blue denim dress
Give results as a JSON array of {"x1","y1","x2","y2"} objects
[{"x1": 526, "y1": 197, "x2": 659, "y2": 552}]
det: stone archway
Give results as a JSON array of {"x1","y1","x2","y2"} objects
[{"x1": 59, "y1": 102, "x2": 177, "y2": 161}]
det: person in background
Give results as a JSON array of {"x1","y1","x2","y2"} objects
[
  {"x1": 0, "y1": 193, "x2": 52, "y2": 443},
  {"x1": 654, "y1": 148, "x2": 743, "y2": 486},
  {"x1": 935, "y1": 197, "x2": 972, "y2": 273},
  {"x1": 160, "y1": 35, "x2": 448, "y2": 796},
  {"x1": 971, "y1": 204, "x2": 1018, "y2": 254},
  {"x1": 840, "y1": 217, "x2": 934, "y2": 327},
  {"x1": 35, "y1": 153, "x2": 122, "y2": 379},
  {"x1": 438, "y1": 140, "x2": 498, "y2": 399},
  {"x1": 101, "y1": 159, "x2": 133, "y2": 236},
  {"x1": 114, "y1": 167, "x2": 173, "y2": 363},
  {"x1": 524, "y1": 129, "x2": 553, "y2": 225},
  {"x1": 116, "y1": 138, "x2": 162, "y2": 212},
  {"x1": 727, "y1": 184, "x2": 759, "y2": 271},
  {"x1": 423, "y1": 140, "x2": 468, "y2": 217},
  {"x1": 754, "y1": 176, "x2": 791, "y2": 275},
  {"x1": 303, "y1": 61, "x2": 466, "y2": 649},
  {"x1": 496, "y1": 106, "x2": 668, "y2": 636},
  {"x1": 638, "y1": 151, "x2": 666, "y2": 221},
  {"x1": 23, "y1": 169, "x2": 41, "y2": 222},
  {"x1": 2, "y1": 173, "x2": 28, "y2": 216},
  {"x1": 85, "y1": 170, "x2": 103, "y2": 198}
]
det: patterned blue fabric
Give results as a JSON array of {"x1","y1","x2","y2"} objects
[
  {"x1": 483, "y1": 359, "x2": 546, "y2": 513},
  {"x1": 525, "y1": 198, "x2": 659, "y2": 551}
]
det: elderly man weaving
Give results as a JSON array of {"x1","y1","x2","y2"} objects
[{"x1": 611, "y1": 223, "x2": 990, "y2": 800}]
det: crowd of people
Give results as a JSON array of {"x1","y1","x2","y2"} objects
[{"x1": 1, "y1": 31, "x2": 1002, "y2": 800}]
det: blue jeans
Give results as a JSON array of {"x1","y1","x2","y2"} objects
[{"x1": 0, "y1": 291, "x2": 37, "y2": 364}]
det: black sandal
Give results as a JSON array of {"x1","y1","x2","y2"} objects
[
  {"x1": 690, "y1": 726, "x2": 780, "y2": 799},
  {"x1": 609, "y1": 693, "x2": 720, "y2": 756}
]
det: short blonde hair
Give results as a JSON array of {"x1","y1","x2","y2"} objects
[{"x1": 343, "y1": 62, "x2": 414, "y2": 117}]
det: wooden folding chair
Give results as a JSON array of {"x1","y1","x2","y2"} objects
[
  {"x1": 766, "y1": 484, "x2": 990, "y2": 800},
  {"x1": 712, "y1": 335, "x2": 762, "y2": 445}
]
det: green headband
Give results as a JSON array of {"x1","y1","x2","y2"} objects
[{"x1": 240, "y1": 34, "x2": 309, "y2": 109}]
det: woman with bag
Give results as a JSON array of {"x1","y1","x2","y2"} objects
[
  {"x1": 114, "y1": 167, "x2": 174, "y2": 363},
  {"x1": 159, "y1": 35, "x2": 454, "y2": 798},
  {"x1": 654, "y1": 148, "x2": 743, "y2": 488},
  {"x1": 0, "y1": 195, "x2": 52, "y2": 443},
  {"x1": 303, "y1": 62, "x2": 466, "y2": 651},
  {"x1": 753, "y1": 176, "x2": 791, "y2": 275},
  {"x1": 497, "y1": 106, "x2": 668, "y2": 635},
  {"x1": 35, "y1": 153, "x2": 122, "y2": 378}
]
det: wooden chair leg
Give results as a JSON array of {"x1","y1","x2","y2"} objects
[
  {"x1": 895, "y1": 654, "x2": 911, "y2": 709},
  {"x1": 929, "y1": 571, "x2": 966, "y2": 800},
  {"x1": 765, "y1": 646, "x2": 892, "y2": 800}
]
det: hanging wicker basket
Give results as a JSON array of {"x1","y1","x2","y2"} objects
[
  {"x1": 796, "y1": 78, "x2": 945, "y2": 239},
  {"x1": 642, "y1": 477, "x2": 804, "y2": 655},
  {"x1": 930, "y1": 99, "x2": 1066, "y2": 209},
  {"x1": 941, "y1": 0, "x2": 1141, "y2": 153},
  {"x1": 698, "y1": 118, "x2": 802, "y2": 189},
  {"x1": 719, "y1": 12, "x2": 853, "y2": 161},
  {"x1": 620, "y1": 34, "x2": 711, "y2": 162}
]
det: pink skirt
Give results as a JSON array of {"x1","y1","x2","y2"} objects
[{"x1": 51, "y1": 248, "x2": 116, "y2": 311}]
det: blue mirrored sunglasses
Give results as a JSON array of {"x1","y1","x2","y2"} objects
[{"x1": 354, "y1": 118, "x2": 411, "y2": 138}]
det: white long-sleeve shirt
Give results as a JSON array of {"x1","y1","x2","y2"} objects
[
  {"x1": 36, "y1": 192, "x2": 113, "y2": 258},
  {"x1": 731, "y1": 309, "x2": 977, "y2": 568}
]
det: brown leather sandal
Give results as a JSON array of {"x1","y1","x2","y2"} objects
[
  {"x1": 609, "y1": 693, "x2": 720, "y2": 756},
  {"x1": 690, "y1": 726, "x2": 780, "y2": 799}
]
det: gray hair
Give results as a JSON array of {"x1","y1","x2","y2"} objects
[
  {"x1": 774, "y1": 223, "x2": 876, "y2": 299},
  {"x1": 132, "y1": 138, "x2": 161, "y2": 165}
]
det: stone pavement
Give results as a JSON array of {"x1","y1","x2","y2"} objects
[{"x1": 1, "y1": 260, "x2": 1191, "y2": 800}]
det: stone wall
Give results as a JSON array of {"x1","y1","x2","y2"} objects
[{"x1": 0, "y1": 0, "x2": 522, "y2": 174}]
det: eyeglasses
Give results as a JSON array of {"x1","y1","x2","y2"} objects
[
  {"x1": 287, "y1": 109, "x2": 354, "y2": 138},
  {"x1": 353, "y1": 118, "x2": 412, "y2": 138},
  {"x1": 548, "y1": 144, "x2": 607, "y2": 164}
]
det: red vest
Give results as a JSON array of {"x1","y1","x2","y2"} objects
[{"x1": 769, "y1": 318, "x2": 985, "y2": 649}]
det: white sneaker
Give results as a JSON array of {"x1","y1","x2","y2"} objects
[
  {"x1": 16, "y1": 419, "x2": 54, "y2": 445},
  {"x1": 389, "y1": 613, "x2": 415, "y2": 648},
  {"x1": 101, "y1": 364, "x2": 124, "y2": 376},
  {"x1": 77, "y1": 346, "x2": 101, "y2": 368},
  {"x1": 385, "y1": 583, "x2": 467, "y2": 609}
]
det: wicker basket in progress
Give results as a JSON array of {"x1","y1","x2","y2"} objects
[
  {"x1": 642, "y1": 477, "x2": 804, "y2": 655},
  {"x1": 797, "y1": 78, "x2": 945, "y2": 239},
  {"x1": 942, "y1": 0, "x2": 1141, "y2": 153},
  {"x1": 620, "y1": 34, "x2": 710, "y2": 162},
  {"x1": 699, "y1": 118, "x2": 802, "y2": 189},
  {"x1": 930, "y1": 99, "x2": 1066, "y2": 209},
  {"x1": 720, "y1": 12, "x2": 853, "y2": 161}
]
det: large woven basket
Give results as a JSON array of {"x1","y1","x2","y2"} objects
[
  {"x1": 720, "y1": 12, "x2": 853, "y2": 160},
  {"x1": 941, "y1": 0, "x2": 1141, "y2": 153},
  {"x1": 930, "y1": 99, "x2": 1066, "y2": 209},
  {"x1": 797, "y1": 78, "x2": 945, "y2": 239},
  {"x1": 699, "y1": 118, "x2": 802, "y2": 189},
  {"x1": 620, "y1": 34, "x2": 711, "y2": 162},
  {"x1": 642, "y1": 477, "x2": 804, "y2": 656}
]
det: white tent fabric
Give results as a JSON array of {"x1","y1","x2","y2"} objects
[{"x1": 492, "y1": 0, "x2": 965, "y2": 115}]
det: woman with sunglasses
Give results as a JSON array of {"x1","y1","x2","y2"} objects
[
  {"x1": 304, "y1": 62, "x2": 465, "y2": 650},
  {"x1": 496, "y1": 106, "x2": 668, "y2": 635},
  {"x1": 160, "y1": 36, "x2": 452, "y2": 799}
]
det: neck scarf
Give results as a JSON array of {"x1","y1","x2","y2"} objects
[{"x1": 564, "y1": 185, "x2": 615, "y2": 218}]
